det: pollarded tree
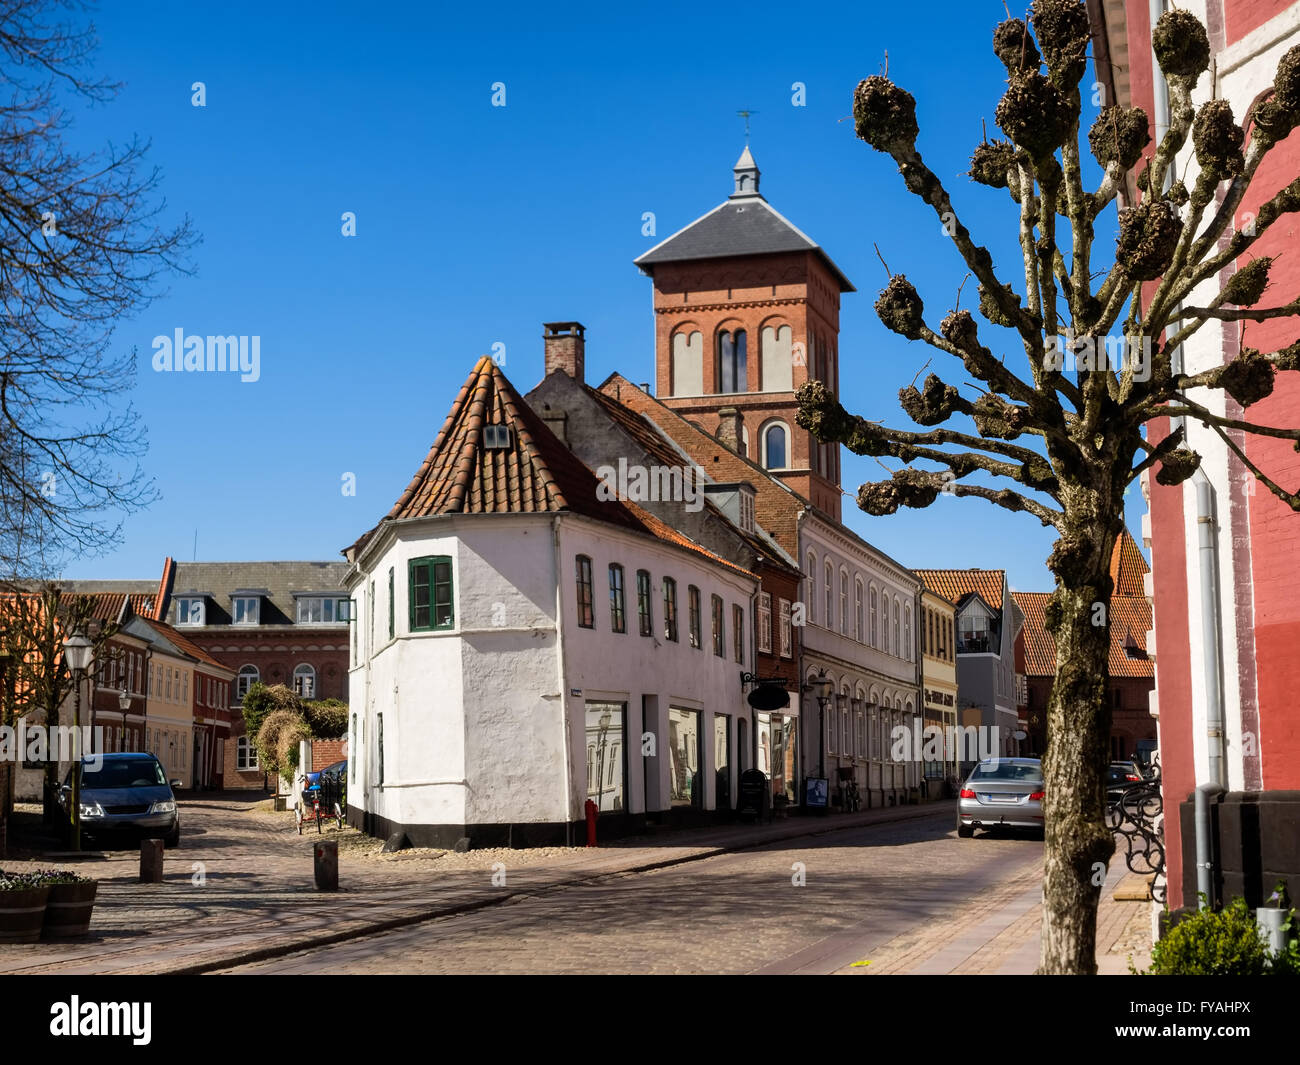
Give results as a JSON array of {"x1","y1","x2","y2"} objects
[{"x1": 797, "y1": 1, "x2": 1300, "y2": 974}]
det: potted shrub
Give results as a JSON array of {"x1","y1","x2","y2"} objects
[
  {"x1": 35, "y1": 869, "x2": 98, "y2": 939},
  {"x1": 0, "y1": 872, "x2": 51, "y2": 943}
]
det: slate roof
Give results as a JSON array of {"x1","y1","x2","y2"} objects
[
  {"x1": 913, "y1": 569, "x2": 1007, "y2": 612},
  {"x1": 64, "y1": 564, "x2": 353, "y2": 628},
  {"x1": 633, "y1": 156, "x2": 854, "y2": 292}
]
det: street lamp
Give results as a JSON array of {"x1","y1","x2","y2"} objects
[
  {"x1": 810, "y1": 671, "x2": 834, "y2": 780},
  {"x1": 62, "y1": 631, "x2": 94, "y2": 852}
]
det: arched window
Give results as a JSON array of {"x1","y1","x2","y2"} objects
[
  {"x1": 671, "y1": 330, "x2": 703, "y2": 395},
  {"x1": 870, "y1": 587, "x2": 878, "y2": 647},
  {"x1": 893, "y1": 598, "x2": 901, "y2": 656},
  {"x1": 855, "y1": 579, "x2": 864, "y2": 642},
  {"x1": 840, "y1": 568, "x2": 849, "y2": 635},
  {"x1": 760, "y1": 323, "x2": 793, "y2": 391},
  {"x1": 762, "y1": 422, "x2": 788, "y2": 470},
  {"x1": 236, "y1": 664, "x2": 259, "y2": 703},
  {"x1": 904, "y1": 606, "x2": 912, "y2": 661},
  {"x1": 806, "y1": 552, "x2": 817, "y2": 625},
  {"x1": 292, "y1": 663, "x2": 316, "y2": 699},
  {"x1": 824, "y1": 561, "x2": 833, "y2": 627},
  {"x1": 718, "y1": 328, "x2": 747, "y2": 393}
]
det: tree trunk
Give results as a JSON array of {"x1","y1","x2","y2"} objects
[{"x1": 1038, "y1": 518, "x2": 1119, "y2": 974}]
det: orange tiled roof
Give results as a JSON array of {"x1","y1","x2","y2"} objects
[
  {"x1": 1109, "y1": 528, "x2": 1149, "y2": 597},
  {"x1": 913, "y1": 569, "x2": 1006, "y2": 611},
  {"x1": 1011, "y1": 589, "x2": 1153, "y2": 679},
  {"x1": 142, "y1": 617, "x2": 234, "y2": 673},
  {"x1": 583, "y1": 384, "x2": 800, "y2": 578},
  {"x1": 346, "y1": 358, "x2": 756, "y2": 584},
  {"x1": 85, "y1": 592, "x2": 156, "y2": 621},
  {"x1": 597, "y1": 373, "x2": 807, "y2": 556}
]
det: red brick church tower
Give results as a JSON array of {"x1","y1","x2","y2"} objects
[{"x1": 634, "y1": 148, "x2": 855, "y2": 520}]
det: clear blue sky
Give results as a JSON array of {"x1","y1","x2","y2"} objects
[{"x1": 59, "y1": 0, "x2": 1147, "y2": 592}]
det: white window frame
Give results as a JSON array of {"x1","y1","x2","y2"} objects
[
  {"x1": 778, "y1": 598, "x2": 792, "y2": 658},
  {"x1": 232, "y1": 596, "x2": 260, "y2": 625},
  {"x1": 293, "y1": 663, "x2": 316, "y2": 699},
  {"x1": 237, "y1": 735, "x2": 259, "y2": 771},
  {"x1": 175, "y1": 597, "x2": 205, "y2": 626},
  {"x1": 236, "y1": 664, "x2": 259, "y2": 702},
  {"x1": 757, "y1": 592, "x2": 772, "y2": 654}
]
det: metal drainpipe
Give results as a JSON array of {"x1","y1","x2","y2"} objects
[
  {"x1": 552, "y1": 516, "x2": 574, "y2": 847},
  {"x1": 1150, "y1": 0, "x2": 1226, "y2": 906}
]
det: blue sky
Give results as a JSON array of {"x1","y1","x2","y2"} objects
[{"x1": 58, "y1": 0, "x2": 1147, "y2": 591}]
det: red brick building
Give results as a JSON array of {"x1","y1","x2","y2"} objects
[
  {"x1": 1097, "y1": 0, "x2": 1300, "y2": 911},
  {"x1": 634, "y1": 148, "x2": 854, "y2": 520}
]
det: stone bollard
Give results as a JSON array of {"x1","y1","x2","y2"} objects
[
  {"x1": 139, "y1": 839, "x2": 164, "y2": 883},
  {"x1": 314, "y1": 839, "x2": 338, "y2": 891}
]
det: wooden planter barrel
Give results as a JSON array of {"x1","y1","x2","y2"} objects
[
  {"x1": 0, "y1": 885, "x2": 51, "y2": 943},
  {"x1": 42, "y1": 881, "x2": 98, "y2": 939}
]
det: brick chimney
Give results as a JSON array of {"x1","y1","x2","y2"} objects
[
  {"x1": 543, "y1": 322, "x2": 585, "y2": 381},
  {"x1": 716, "y1": 407, "x2": 743, "y2": 453}
]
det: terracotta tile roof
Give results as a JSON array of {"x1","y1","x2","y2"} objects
[
  {"x1": 625, "y1": 502, "x2": 757, "y2": 581},
  {"x1": 596, "y1": 373, "x2": 808, "y2": 558},
  {"x1": 141, "y1": 617, "x2": 235, "y2": 673},
  {"x1": 583, "y1": 385, "x2": 800, "y2": 577},
  {"x1": 1109, "y1": 528, "x2": 1149, "y2": 597},
  {"x1": 84, "y1": 593, "x2": 156, "y2": 622},
  {"x1": 346, "y1": 359, "x2": 756, "y2": 586},
  {"x1": 1011, "y1": 592, "x2": 1055, "y2": 675},
  {"x1": 913, "y1": 569, "x2": 1006, "y2": 611},
  {"x1": 1011, "y1": 589, "x2": 1153, "y2": 679},
  {"x1": 347, "y1": 357, "x2": 647, "y2": 557}
]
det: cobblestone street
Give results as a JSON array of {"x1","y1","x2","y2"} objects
[{"x1": 0, "y1": 794, "x2": 1153, "y2": 975}]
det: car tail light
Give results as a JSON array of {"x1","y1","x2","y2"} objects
[
  {"x1": 1127, "y1": 774, "x2": 1140, "y2": 782},
  {"x1": 959, "y1": 788, "x2": 976, "y2": 799},
  {"x1": 1029, "y1": 790, "x2": 1045, "y2": 800}
]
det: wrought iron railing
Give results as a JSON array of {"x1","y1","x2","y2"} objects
[{"x1": 1106, "y1": 767, "x2": 1165, "y2": 903}]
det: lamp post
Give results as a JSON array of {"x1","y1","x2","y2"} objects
[
  {"x1": 810, "y1": 671, "x2": 833, "y2": 781},
  {"x1": 62, "y1": 631, "x2": 94, "y2": 852},
  {"x1": 118, "y1": 687, "x2": 131, "y2": 750}
]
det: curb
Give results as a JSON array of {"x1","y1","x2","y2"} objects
[{"x1": 167, "y1": 801, "x2": 953, "y2": 975}]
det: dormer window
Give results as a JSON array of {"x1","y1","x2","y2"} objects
[
  {"x1": 175, "y1": 597, "x2": 205, "y2": 626},
  {"x1": 232, "y1": 596, "x2": 260, "y2": 626},
  {"x1": 296, "y1": 596, "x2": 350, "y2": 624},
  {"x1": 483, "y1": 424, "x2": 512, "y2": 449}
]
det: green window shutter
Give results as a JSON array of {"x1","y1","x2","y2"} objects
[
  {"x1": 410, "y1": 558, "x2": 431, "y2": 631},
  {"x1": 433, "y1": 558, "x2": 454, "y2": 629}
]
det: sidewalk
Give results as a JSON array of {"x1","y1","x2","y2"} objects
[
  {"x1": 0, "y1": 796, "x2": 1151, "y2": 975},
  {"x1": 837, "y1": 859, "x2": 1154, "y2": 975}
]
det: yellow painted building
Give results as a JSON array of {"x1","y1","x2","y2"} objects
[{"x1": 919, "y1": 588, "x2": 959, "y2": 790}]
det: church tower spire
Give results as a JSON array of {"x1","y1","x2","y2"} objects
[
  {"x1": 731, "y1": 146, "x2": 761, "y2": 198},
  {"x1": 633, "y1": 150, "x2": 855, "y2": 520}
]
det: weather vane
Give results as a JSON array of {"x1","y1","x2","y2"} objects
[{"x1": 737, "y1": 109, "x2": 759, "y2": 144}]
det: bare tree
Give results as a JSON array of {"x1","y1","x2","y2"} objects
[
  {"x1": 799, "y1": 0, "x2": 1300, "y2": 973},
  {"x1": 0, "y1": 0, "x2": 195, "y2": 576}
]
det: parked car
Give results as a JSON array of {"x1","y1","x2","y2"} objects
[
  {"x1": 957, "y1": 757, "x2": 1044, "y2": 838},
  {"x1": 59, "y1": 753, "x2": 182, "y2": 849},
  {"x1": 1105, "y1": 760, "x2": 1146, "y2": 797}
]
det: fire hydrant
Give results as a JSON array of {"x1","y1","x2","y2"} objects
[{"x1": 585, "y1": 798, "x2": 598, "y2": 847}]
